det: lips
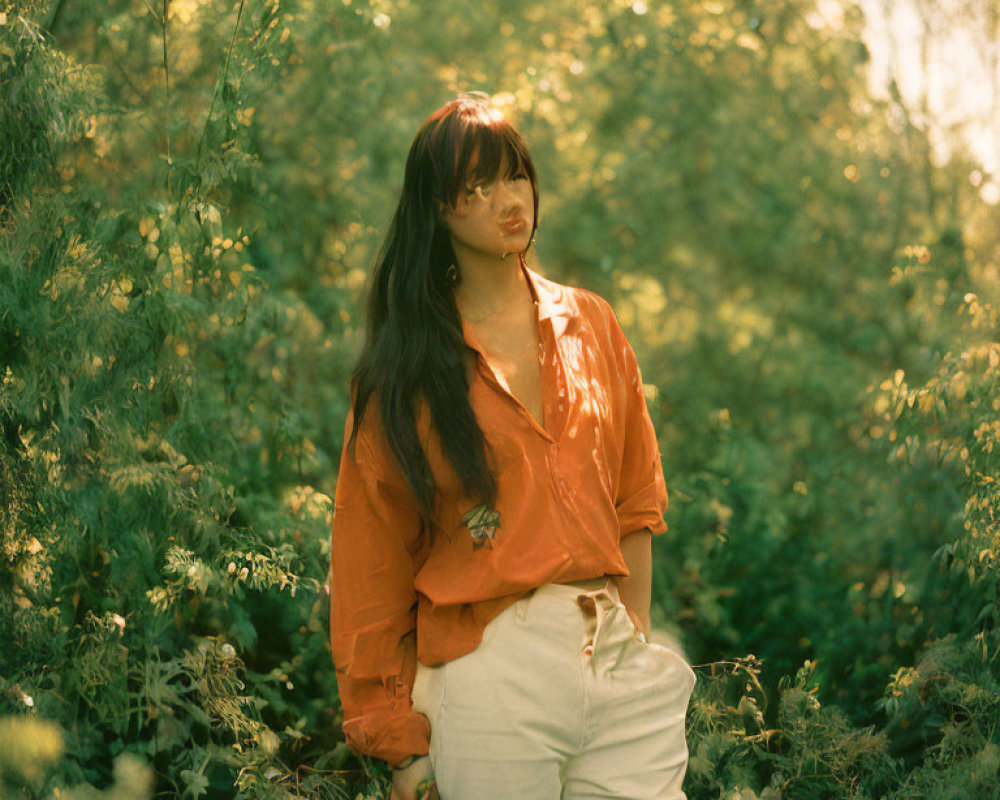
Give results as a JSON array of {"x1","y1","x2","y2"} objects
[{"x1": 499, "y1": 218, "x2": 527, "y2": 235}]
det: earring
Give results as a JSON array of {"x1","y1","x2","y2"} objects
[{"x1": 446, "y1": 263, "x2": 458, "y2": 286}]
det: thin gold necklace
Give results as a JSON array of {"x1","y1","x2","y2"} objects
[{"x1": 463, "y1": 299, "x2": 518, "y2": 325}]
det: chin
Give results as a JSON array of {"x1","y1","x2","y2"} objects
[{"x1": 498, "y1": 234, "x2": 531, "y2": 253}]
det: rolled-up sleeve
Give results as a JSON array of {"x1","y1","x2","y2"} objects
[
  {"x1": 328, "y1": 408, "x2": 430, "y2": 768},
  {"x1": 608, "y1": 310, "x2": 670, "y2": 539}
]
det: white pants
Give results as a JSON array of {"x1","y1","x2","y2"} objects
[{"x1": 411, "y1": 577, "x2": 696, "y2": 799}]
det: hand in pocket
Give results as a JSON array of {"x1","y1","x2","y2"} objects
[{"x1": 390, "y1": 755, "x2": 438, "y2": 800}]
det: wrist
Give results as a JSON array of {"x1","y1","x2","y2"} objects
[{"x1": 391, "y1": 754, "x2": 429, "y2": 771}]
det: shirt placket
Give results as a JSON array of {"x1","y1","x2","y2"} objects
[
  {"x1": 542, "y1": 324, "x2": 590, "y2": 556},
  {"x1": 540, "y1": 318, "x2": 568, "y2": 444}
]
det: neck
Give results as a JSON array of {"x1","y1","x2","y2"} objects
[{"x1": 451, "y1": 245, "x2": 530, "y2": 322}]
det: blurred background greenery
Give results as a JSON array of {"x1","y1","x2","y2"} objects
[{"x1": 1, "y1": 0, "x2": 998, "y2": 797}]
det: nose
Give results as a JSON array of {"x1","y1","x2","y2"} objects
[{"x1": 494, "y1": 178, "x2": 526, "y2": 213}]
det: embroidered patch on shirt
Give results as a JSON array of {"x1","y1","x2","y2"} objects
[{"x1": 462, "y1": 502, "x2": 502, "y2": 550}]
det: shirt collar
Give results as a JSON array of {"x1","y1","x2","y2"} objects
[
  {"x1": 523, "y1": 261, "x2": 578, "y2": 327},
  {"x1": 460, "y1": 260, "x2": 580, "y2": 354}
]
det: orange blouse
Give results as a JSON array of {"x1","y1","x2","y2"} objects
[{"x1": 328, "y1": 261, "x2": 669, "y2": 767}]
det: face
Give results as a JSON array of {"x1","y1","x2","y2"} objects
[{"x1": 439, "y1": 150, "x2": 535, "y2": 259}]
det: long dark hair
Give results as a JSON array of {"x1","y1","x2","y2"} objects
[{"x1": 347, "y1": 93, "x2": 540, "y2": 545}]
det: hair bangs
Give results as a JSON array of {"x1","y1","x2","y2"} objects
[{"x1": 434, "y1": 102, "x2": 537, "y2": 209}]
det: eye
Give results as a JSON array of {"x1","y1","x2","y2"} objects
[{"x1": 466, "y1": 181, "x2": 495, "y2": 197}]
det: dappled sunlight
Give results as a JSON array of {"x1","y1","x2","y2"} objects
[
  {"x1": 5, "y1": 0, "x2": 1000, "y2": 798},
  {"x1": 715, "y1": 290, "x2": 774, "y2": 356},
  {"x1": 556, "y1": 331, "x2": 613, "y2": 441},
  {"x1": 613, "y1": 272, "x2": 699, "y2": 349}
]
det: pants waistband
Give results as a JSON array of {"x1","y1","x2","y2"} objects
[{"x1": 528, "y1": 576, "x2": 620, "y2": 601}]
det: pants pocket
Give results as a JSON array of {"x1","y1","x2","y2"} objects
[
  {"x1": 616, "y1": 602, "x2": 697, "y2": 694},
  {"x1": 642, "y1": 640, "x2": 698, "y2": 695},
  {"x1": 411, "y1": 660, "x2": 447, "y2": 725}
]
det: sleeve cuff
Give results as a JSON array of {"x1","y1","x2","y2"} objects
[
  {"x1": 343, "y1": 708, "x2": 431, "y2": 768},
  {"x1": 619, "y1": 515, "x2": 667, "y2": 539},
  {"x1": 617, "y1": 482, "x2": 669, "y2": 539}
]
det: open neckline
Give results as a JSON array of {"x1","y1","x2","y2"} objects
[{"x1": 461, "y1": 296, "x2": 552, "y2": 441}]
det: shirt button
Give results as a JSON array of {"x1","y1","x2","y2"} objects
[{"x1": 582, "y1": 639, "x2": 594, "y2": 656}]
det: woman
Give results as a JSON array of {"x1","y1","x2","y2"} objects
[{"x1": 329, "y1": 93, "x2": 696, "y2": 800}]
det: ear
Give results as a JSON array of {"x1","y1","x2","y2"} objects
[{"x1": 434, "y1": 199, "x2": 451, "y2": 230}]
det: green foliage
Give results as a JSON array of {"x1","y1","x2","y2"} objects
[
  {"x1": 872, "y1": 288, "x2": 1000, "y2": 799},
  {"x1": 686, "y1": 658, "x2": 898, "y2": 799},
  {"x1": 0, "y1": 716, "x2": 153, "y2": 799},
  {"x1": 0, "y1": 717, "x2": 65, "y2": 788},
  {"x1": 879, "y1": 634, "x2": 1000, "y2": 800},
  {"x1": 1, "y1": 4, "x2": 347, "y2": 797},
  {"x1": 2, "y1": 0, "x2": 998, "y2": 797}
]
